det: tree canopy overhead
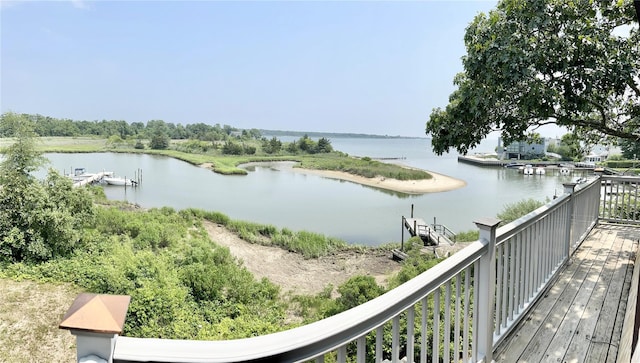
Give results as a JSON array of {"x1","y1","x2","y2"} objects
[{"x1": 426, "y1": 0, "x2": 639, "y2": 155}]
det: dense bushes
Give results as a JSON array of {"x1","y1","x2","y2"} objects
[
  {"x1": 0, "y1": 113, "x2": 95, "y2": 263},
  {"x1": 603, "y1": 160, "x2": 640, "y2": 169},
  {"x1": 2, "y1": 205, "x2": 290, "y2": 340}
]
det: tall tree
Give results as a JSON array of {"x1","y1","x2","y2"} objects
[
  {"x1": 316, "y1": 137, "x2": 333, "y2": 153},
  {"x1": 620, "y1": 138, "x2": 640, "y2": 159},
  {"x1": 149, "y1": 130, "x2": 170, "y2": 150},
  {"x1": 0, "y1": 113, "x2": 94, "y2": 262},
  {"x1": 426, "y1": 0, "x2": 639, "y2": 155}
]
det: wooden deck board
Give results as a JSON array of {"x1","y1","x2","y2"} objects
[
  {"x1": 564, "y1": 229, "x2": 629, "y2": 362},
  {"x1": 495, "y1": 224, "x2": 639, "y2": 363},
  {"x1": 520, "y1": 228, "x2": 615, "y2": 362},
  {"x1": 494, "y1": 230, "x2": 601, "y2": 362},
  {"x1": 590, "y1": 233, "x2": 635, "y2": 362}
]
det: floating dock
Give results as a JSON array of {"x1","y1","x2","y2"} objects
[
  {"x1": 393, "y1": 205, "x2": 456, "y2": 261},
  {"x1": 73, "y1": 171, "x2": 114, "y2": 187},
  {"x1": 68, "y1": 167, "x2": 143, "y2": 188},
  {"x1": 403, "y1": 217, "x2": 454, "y2": 247}
]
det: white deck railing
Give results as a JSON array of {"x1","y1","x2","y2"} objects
[
  {"x1": 61, "y1": 175, "x2": 639, "y2": 363},
  {"x1": 599, "y1": 175, "x2": 640, "y2": 225}
]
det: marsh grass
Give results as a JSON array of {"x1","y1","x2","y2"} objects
[
  {"x1": 224, "y1": 218, "x2": 348, "y2": 258},
  {"x1": 297, "y1": 154, "x2": 432, "y2": 180},
  {"x1": 3, "y1": 136, "x2": 432, "y2": 179}
]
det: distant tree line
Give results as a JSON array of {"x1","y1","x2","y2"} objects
[
  {"x1": 0, "y1": 113, "x2": 260, "y2": 142},
  {"x1": 0, "y1": 113, "x2": 334, "y2": 156}
]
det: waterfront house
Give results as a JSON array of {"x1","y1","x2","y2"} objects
[{"x1": 497, "y1": 137, "x2": 548, "y2": 160}]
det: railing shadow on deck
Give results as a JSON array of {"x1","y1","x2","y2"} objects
[{"x1": 59, "y1": 175, "x2": 640, "y2": 363}]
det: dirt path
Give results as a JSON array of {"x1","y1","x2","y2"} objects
[{"x1": 203, "y1": 221, "x2": 402, "y2": 296}]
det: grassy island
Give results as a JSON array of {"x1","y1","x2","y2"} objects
[{"x1": 10, "y1": 135, "x2": 433, "y2": 181}]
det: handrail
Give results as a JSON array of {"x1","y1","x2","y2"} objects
[
  {"x1": 496, "y1": 191, "x2": 571, "y2": 244},
  {"x1": 115, "y1": 241, "x2": 488, "y2": 362}
]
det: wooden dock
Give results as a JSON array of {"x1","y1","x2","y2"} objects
[
  {"x1": 73, "y1": 171, "x2": 113, "y2": 187},
  {"x1": 394, "y1": 205, "x2": 458, "y2": 261},
  {"x1": 403, "y1": 217, "x2": 454, "y2": 246}
]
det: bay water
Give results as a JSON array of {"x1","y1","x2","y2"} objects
[{"x1": 42, "y1": 137, "x2": 589, "y2": 245}]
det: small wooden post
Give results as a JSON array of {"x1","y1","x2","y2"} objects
[
  {"x1": 411, "y1": 204, "x2": 414, "y2": 218},
  {"x1": 401, "y1": 216, "x2": 405, "y2": 250}
]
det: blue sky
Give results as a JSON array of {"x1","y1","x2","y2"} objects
[{"x1": 0, "y1": 1, "x2": 515, "y2": 137}]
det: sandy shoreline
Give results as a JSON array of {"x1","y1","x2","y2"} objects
[
  {"x1": 215, "y1": 161, "x2": 466, "y2": 194},
  {"x1": 292, "y1": 167, "x2": 466, "y2": 194}
]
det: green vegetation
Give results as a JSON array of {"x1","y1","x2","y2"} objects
[
  {"x1": 620, "y1": 138, "x2": 640, "y2": 160},
  {"x1": 454, "y1": 230, "x2": 480, "y2": 243},
  {"x1": 454, "y1": 197, "x2": 548, "y2": 242},
  {"x1": 426, "y1": 0, "x2": 639, "y2": 154},
  {"x1": 497, "y1": 198, "x2": 547, "y2": 226},
  {"x1": 546, "y1": 133, "x2": 585, "y2": 162},
  {"x1": 1, "y1": 113, "x2": 431, "y2": 181},
  {"x1": 2, "y1": 207, "x2": 289, "y2": 339},
  {"x1": 0, "y1": 114, "x2": 95, "y2": 263},
  {"x1": 298, "y1": 154, "x2": 432, "y2": 181},
  {"x1": 1, "y1": 112, "x2": 571, "y2": 362}
]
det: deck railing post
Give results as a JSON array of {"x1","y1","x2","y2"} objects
[
  {"x1": 563, "y1": 183, "x2": 577, "y2": 258},
  {"x1": 59, "y1": 293, "x2": 131, "y2": 363},
  {"x1": 474, "y1": 217, "x2": 501, "y2": 363}
]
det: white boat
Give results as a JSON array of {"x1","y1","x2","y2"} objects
[
  {"x1": 103, "y1": 177, "x2": 136, "y2": 186},
  {"x1": 535, "y1": 167, "x2": 546, "y2": 175},
  {"x1": 523, "y1": 164, "x2": 534, "y2": 175}
]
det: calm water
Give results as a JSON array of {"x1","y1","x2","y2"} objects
[{"x1": 42, "y1": 138, "x2": 590, "y2": 245}]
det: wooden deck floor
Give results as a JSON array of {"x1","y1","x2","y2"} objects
[{"x1": 494, "y1": 223, "x2": 640, "y2": 363}]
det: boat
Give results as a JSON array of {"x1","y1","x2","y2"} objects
[
  {"x1": 68, "y1": 167, "x2": 95, "y2": 182},
  {"x1": 535, "y1": 167, "x2": 546, "y2": 175},
  {"x1": 523, "y1": 164, "x2": 534, "y2": 175},
  {"x1": 505, "y1": 162, "x2": 525, "y2": 169},
  {"x1": 103, "y1": 177, "x2": 137, "y2": 186}
]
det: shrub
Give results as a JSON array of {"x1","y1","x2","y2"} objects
[
  {"x1": 455, "y1": 230, "x2": 479, "y2": 242},
  {"x1": 333, "y1": 275, "x2": 384, "y2": 312},
  {"x1": 497, "y1": 198, "x2": 546, "y2": 225},
  {"x1": 134, "y1": 140, "x2": 145, "y2": 149}
]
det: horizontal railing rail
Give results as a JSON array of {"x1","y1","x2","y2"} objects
[
  {"x1": 431, "y1": 223, "x2": 457, "y2": 243},
  {"x1": 115, "y1": 239, "x2": 489, "y2": 363},
  {"x1": 492, "y1": 190, "x2": 573, "y2": 347},
  {"x1": 61, "y1": 175, "x2": 640, "y2": 363}
]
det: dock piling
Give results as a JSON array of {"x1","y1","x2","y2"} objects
[{"x1": 401, "y1": 216, "x2": 405, "y2": 251}]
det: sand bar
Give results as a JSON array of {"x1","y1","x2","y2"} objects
[
  {"x1": 293, "y1": 167, "x2": 466, "y2": 194},
  {"x1": 236, "y1": 161, "x2": 466, "y2": 194}
]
